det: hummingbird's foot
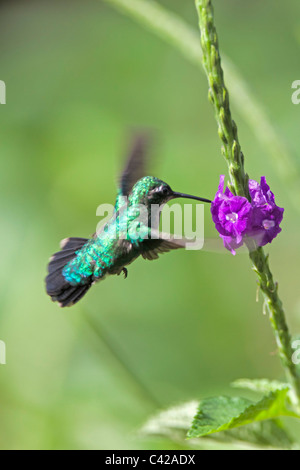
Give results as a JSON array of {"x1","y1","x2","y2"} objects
[{"x1": 118, "y1": 268, "x2": 128, "y2": 279}]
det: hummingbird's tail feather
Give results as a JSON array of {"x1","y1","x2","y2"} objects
[
  {"x1": 46, "y1": 237, "x2": 92, "y2": 308},
  {"x1": 53, "y1": 283, "x2": 92, "y2": 308}
]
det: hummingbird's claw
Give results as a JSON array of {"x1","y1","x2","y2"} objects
[{"x1": 118, "y1": 268, "x2": 128, "y2": 279}]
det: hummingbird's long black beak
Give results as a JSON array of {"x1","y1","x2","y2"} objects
[{"x1": 172, "y1": 192, "x2": 212, "y2": 204}]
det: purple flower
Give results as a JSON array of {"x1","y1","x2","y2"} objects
[
  {"x1": 211, "y1": 176, "x2": 252, "y2": 254},
  {"x1": 249, "y1": 177, "x2": 275, "y2": 207},
  {"x1": 211, "y1": 175, "x2": 284, "y2": 254},
  {"x1": 249, "y1": 204, "x2": 284, "y2": 247}
]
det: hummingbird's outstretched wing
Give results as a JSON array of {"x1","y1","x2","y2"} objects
[
  {"x1": 119, "y1": 133, "x2": 151, "y2": 196},
  {"x1": 140, "y1": 232, "x2": 253, "y2": 259},
  {"x1": 140, "y1": 232, "x2": 189, "y2": 261},
  {"x1": 140, "y1": 238, "x2": 185, "y2": 261}
]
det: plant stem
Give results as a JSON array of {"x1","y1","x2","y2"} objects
[
  {"x1": 195, "y1": 0, "x2": 300, "y2": 406},
  {"x1": 102, "y1": 0, "x2": 300, "y2": 215}
]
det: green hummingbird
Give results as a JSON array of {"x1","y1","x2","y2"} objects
[{"x1": 46, "y1": 135, "x2": 211, "y2": 307}]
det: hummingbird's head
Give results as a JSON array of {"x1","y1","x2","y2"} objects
[
  {"x1": 129, "y1": 176, "x2": 212, "y2": 207},
  {"x1": 129, "y1": 176, "x2": 173, "y2": 207}
]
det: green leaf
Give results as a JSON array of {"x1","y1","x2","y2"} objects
[
  {"x1": 142, "y1": 400, "x2": 295, "y2": 450},
  {"x1": 141, "y1": 401, "x2": 198, "y2": 441},
  {"x1": 188, "y1": 389, "x2": 298, "y2": 439},
  {"x1": 232, "y1": 378, "x2": 289, "y2": 393},
  {"x1": 205, "y1": 420, "x2": 295, "y2": 450}
]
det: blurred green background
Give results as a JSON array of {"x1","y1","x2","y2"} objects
[{"x1": 1, "y1": 0, "x2": 300, "y2": 450}]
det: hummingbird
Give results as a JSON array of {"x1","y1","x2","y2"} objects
[{"x1": 46, "y1": 135, "x2": 211, "y2": 307}]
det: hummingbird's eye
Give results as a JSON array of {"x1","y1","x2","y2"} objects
[
  {"x1": 160, "y1": 186, "x2": 169, "y2": 196},
  {"x1": 148, "y1": 185, "x2": 170, "y2": 200}
]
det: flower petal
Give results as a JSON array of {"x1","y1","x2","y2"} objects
[{"x1": 211, "y1": 175, "x2": 284, "y2": 253}]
